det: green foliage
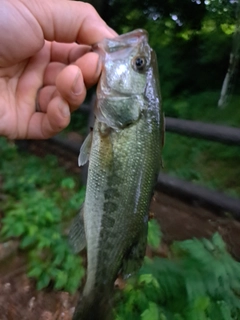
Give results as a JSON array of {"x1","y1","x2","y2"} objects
[
  {"x1": 64, "y1": 110, "x2": 89, "y2": 135},
  {"x1": 109, "y1": 0, "x2": 236, "y2": 98},
  {"x1": 0, "y1": 138, "x2": 85, "y2": 293},
  {"x1": 162, "y1": 91, "x2": 240, "y2": 197},
  {"x1": 205, "y1": 0, "x2": 237, "y2": 26},
  {"x1": 147, "y1": 219, "x2": 162, "y2": 249},
  {"x1": 164, "y1": 91, "x2": 240, "y2": 126},
  {"x1": 27, "y1": 236, "x2": 84, "y2": 292},
  {"x1": 163, "y1": 132, "x2": 240, "y2": 197},
  {"x1": 115, "y1": 233, "x2": 240, "y2": 320}
]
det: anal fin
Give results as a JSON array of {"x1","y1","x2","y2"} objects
[{"x1": 122, "y1": 226, "x2": 148, "y2": 278}]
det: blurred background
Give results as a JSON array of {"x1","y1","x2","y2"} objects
[{"x1": 1, "y1": 0, "x2": 240, "y2": 319}]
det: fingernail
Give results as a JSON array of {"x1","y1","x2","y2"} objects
[
  {"x1": 59, "y1": 100, "x2": 70, "y2": 117},
  {"x1": 71, "y1": 70, "x2": 83, "y2": 95}
]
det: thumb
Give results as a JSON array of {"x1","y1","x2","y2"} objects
[
  {"x1": 21, "y1": 0, "x2": 117, "y2": 44},
  {"x1": 0, "y1": 0, "x2": 116, "y2": 65}
]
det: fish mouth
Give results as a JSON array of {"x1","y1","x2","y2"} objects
[
  {"x1": 104, "y1": 29, "x2": 148, "y2": 48},
  {"x1": 97, "y1": 90, "x2": 144, "y2": 101},
  {"x1": 92, "y1": 29, "x2": 149, "y2": 55}
]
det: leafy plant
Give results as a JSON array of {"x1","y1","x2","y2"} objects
[
  {"x1": 147, "y1": 219, "x2": 162, "y2": 249},
  {"x1": 27, "y1": 236, "x2": 84, "y2": 292},
  {"x1": 0, "y1": 138, "x2": 85, "y2": 293},
  {"x1": 115, "y1": 233, "x2": 240, "y2": 320}
]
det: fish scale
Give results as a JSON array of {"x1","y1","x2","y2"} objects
[{"x1": 70, "y1": 29, "x2": 164, "y2": 320}]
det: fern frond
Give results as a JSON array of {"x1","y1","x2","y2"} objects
[{"x1": 115, "y1": 233, "x2": 240, "y2": 320}]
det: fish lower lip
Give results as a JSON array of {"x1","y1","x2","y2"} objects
[{"x1": 99, "y1": 92, "x2": 140, "y2": 99}]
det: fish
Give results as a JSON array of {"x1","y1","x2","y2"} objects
[{"x1": 69, "y1": 29, "x2": 164, "y2": 320}]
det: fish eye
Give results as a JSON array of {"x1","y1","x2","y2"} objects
[{"x1": 132, "y1": 56, "x2": 146, "y2": 72}]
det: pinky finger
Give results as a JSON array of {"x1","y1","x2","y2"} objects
[{"x1": 26, "y1": 96, "x2": 70, "y2": 139}]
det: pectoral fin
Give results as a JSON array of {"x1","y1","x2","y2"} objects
[
  {"x1": 78, "y1": 132, "x2": 92, "y2": 166},
  {"x1": 122, "y1": 227, "x2": 148, "y2": 278},
  {"x1": 68, "y1": 206, "x2": 86, "y2": 253}
]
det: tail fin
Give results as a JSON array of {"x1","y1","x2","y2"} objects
[{"x1": 73, "y1": 292, "x2": 112, "y2": 320}]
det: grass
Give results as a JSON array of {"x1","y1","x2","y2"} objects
[
  {"x1": 163, "y1": 133, "x2": 240, "y2": 197},
  {"x1": 162, "y1": 91, "x2": 240, "y2": 197}
]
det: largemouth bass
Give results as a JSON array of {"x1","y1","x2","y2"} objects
[{"x1": 69, "y1": 29, "x2": 164, "y2": 320}]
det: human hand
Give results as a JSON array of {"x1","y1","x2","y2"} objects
[{"x1": 0, "y1": 0, "x2": 116, "y2": 139}]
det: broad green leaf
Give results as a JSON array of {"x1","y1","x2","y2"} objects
[
  {"x1": 60, "y1": 177, "x2": 75, "y2": 189},
  {"x1": 27, "y1": 266, "x2": 42, "y2": 278},
  {"x1": 141, "y1": 302, "x2": 159, "y2": 320},
  {"x1": 147, "y1": 219, "x2": 161, "y2": 249},
  {"x1": 37, "y1": 273, "x2": 51, "y2": 290},
  {"x1": 20, "y1": 235, "x2": 36, "y2": 248}
]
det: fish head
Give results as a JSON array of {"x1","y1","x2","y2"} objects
[
  {"x1": 93, "y1": 29, "x2": 154, "y2": 97},
  {"x1": 93, "y1": 29, "x2": 161, "y2": 130}
]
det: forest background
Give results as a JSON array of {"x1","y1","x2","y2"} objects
[{"x1": 1, "y1": 1, "x2": 240, "y2": 319}]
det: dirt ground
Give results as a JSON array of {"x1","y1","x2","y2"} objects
[
  {"x1": 151, "y1": 191, "x2": 240, "y2": 260},
  {"x1": 1, "y1": 137, "x2": 240, "y2": 319}
]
